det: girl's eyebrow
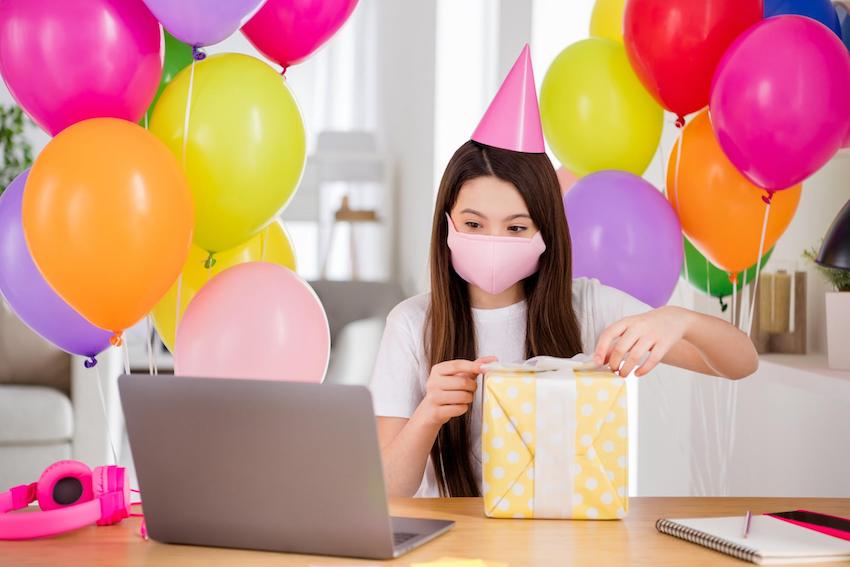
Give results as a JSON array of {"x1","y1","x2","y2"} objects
[
  {"x1": 504, "y1": 213, "x2": 531, "y2": 221},
  {"x1": 459, "y1": 208, "x2": 486, "y2": 217}
]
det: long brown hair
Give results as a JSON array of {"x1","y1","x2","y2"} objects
[{"x1": 426, "y1": 140, "x2": 584, "y2": 497}]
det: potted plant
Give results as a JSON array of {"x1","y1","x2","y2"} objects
[
  {"x1": 0, "y1": 103, "x2": 33, "y2": 195},
  {"x1": 804, "y1": 246, "x2": 850, "y2": 370}
]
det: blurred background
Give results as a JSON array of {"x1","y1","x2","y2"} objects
[{"x1": 2, "y1": 0, "x2": 849, "y2": 499}]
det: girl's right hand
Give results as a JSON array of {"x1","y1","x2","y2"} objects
[{"x1": 414, "y1": 356, "x2": 497, "y2": 427}]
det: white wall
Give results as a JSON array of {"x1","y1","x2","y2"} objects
[{"x1": 374, "y1": 0, "x2": 438, "y2": 293}]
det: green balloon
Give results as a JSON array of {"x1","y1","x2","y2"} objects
[
  {"x1": 682, "y1": 237, "x2": 773, "y2": 299},
  {"x1": 142, "y1": 31, "x2": 193, "y2": 127}
]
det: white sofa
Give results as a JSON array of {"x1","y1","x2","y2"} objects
[
  {"x1": 0, "y1": 302, "x2": 123, "y2": 488},
  {"x1": 310, "y1": 280, "x2": 405, "y2": 387}
]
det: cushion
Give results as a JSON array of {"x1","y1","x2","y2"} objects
[
  {"x1": 0, "y1": 385, "x2": 73, "y2": 444},
  {"x1": 0, "y1": 300, "x2": 70, "y2": 394}
]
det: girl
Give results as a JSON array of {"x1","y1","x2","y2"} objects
[{"x1": 370, "y1": 47, "x2": 758, "y2": 498}]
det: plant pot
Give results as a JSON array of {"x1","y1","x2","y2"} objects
[{"x1": 825, "y1": 291, "x2": 850, "y2": 370}]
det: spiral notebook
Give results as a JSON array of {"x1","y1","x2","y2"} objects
[{"x1": 656, "y1": 514, "x2": 850, "y2": 564}]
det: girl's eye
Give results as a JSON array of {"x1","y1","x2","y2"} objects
[
  {"x1": 464, "y1": 221, "x2": 482, "y2": 229},
  {"x1": 507, "y1": 225, "x2": 528, "y2": 233}
]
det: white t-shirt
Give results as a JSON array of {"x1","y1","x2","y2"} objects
[{"x1": 369, "y1": 277, "x2": 649, "y2": 497}]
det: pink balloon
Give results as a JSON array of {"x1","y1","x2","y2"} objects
[
  {"x1": 710, "y1": 15, "x2": 850, "y2": 191},
  {"x1": 175, "y1": 263, "x2": 330, "y2": 383},
  {"x1": 0, "y1": 0, "x2": 162, "y2": 136},
  {"x1": 242, "y1": 0, "x2": 359, "y2": 69},
  {"x1": 556, "y1": 166, "x2": 578, "y2": 197}
]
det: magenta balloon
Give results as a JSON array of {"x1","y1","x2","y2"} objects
[
  {"x1": 0, "y1": 0, "x2": 162, "y2": 136},
  {"x1": 0, "y1": 171, "x2": 112, "y2": 361},
  {"x1": 710, "y1": 15, "x2": 850, "y2": 191},
  {"x1": 175, "y1": 263, "x2": 330, "y2": 383},
  {"x1": 564, "y1": 170, "x2": 683, "y2": 308},
  {"x1": 142, "y1": 0, "x2": 267, "y2": 47},
  {"x1": 242, "y1": 0, "x2": 359, "y2": 69}
]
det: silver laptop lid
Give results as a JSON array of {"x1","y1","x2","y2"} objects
[{"x1": 119, "y1": 374, "x2": 396, "y2": 558}]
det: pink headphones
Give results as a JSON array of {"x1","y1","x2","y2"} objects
[{"x1": 0, "y1": 460, "x2": 131, "y2": 540}]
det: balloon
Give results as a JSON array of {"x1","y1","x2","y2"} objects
[
  {"x1": 683, "y1": 237, "x2": 774, "y2": 299},
  {"x1": 142, "y1": 0, "x2": 266, "y2": 47},
  {"x1": 667, "y1": 110, "x2": 801, "y2": 273},
  {"x1": 710, "y1": 16, "x2": 850, "y2": 191},
  {"x1": 242, "y1": 0, "x2": 359, "y2": 70},
  {"x1": 0, "y1": 171, "x2": 112, "y2": 361},
  {"x1": 590, "y1": 0, "x2": 626, "y2": 43},
  {"x1": 175, "y1": 263, "x2": 329, "y2": 383},
  {"x1": 150, "y1": 53, "x2": 306, "y2": 253},
  {"x1": 143, "y1": 31, "x2": 194, "y2": 126},
  {"x1": 556, "y1": 167, "x2": 578, "y2": 197},
  {"x1": 22, "y1": 118, "x2": 194, "y2": 339},
  {"x1": 540, "y1": 39, "x2": 662, "y2": 177},
  {"x1": 152, "y1": 221, "x2": 297, "y2": 352},
  {"x1": 0, "y1": 0, "x2": 162, "y2": 136},
  {"x1": 624, "y1": 0, "x2": 762, "y2": 119},
  {"x1": 564, "y1": 170, "x2": 682, "y2": 308},
  {"x1": 765, "y1": 0, "x2": 841, "y2": 36}
]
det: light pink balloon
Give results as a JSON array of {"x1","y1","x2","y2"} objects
[
  {"x1": 0, "y1": 0, "x2": 162, "y2": 136},
  {"x1": 242, "y1": 0, "x2": 359, "y2": 70},
  {"x1": 175, "y1": 263, "x2": 330, "y2": 383},
  {"x1": 556, "y1": 166, "x2": 578, "y2": 197},
  {"x1": 710, "y1": 15, "x2": 850, "y2": 191}
]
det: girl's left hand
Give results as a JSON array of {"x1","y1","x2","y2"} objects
[{"x1": 593, "y1": 306, "x2": 691, "y2": 378}]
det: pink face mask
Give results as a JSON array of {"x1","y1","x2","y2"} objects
[{"x1": 445, "y1": 213, "x2": 546, "y2": 295}]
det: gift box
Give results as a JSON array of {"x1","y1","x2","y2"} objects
[{"x1": 481, "y1": 356, "x2": 628, "y2": 519}]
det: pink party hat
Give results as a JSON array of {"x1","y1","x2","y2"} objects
[{"x1": 471, "y1": 44, "x2": 545, "y2": 153}]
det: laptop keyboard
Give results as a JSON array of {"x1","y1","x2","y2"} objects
[{"x1": 393, "y1": 531, "x2": 418, "y2": 546}]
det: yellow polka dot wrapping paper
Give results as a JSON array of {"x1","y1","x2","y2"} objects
[{"x1": 481, "y1": 356, "x2": 628, "y2": 520}]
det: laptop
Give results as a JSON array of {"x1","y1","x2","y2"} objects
[{"x1": 119, "y1": 374, "x2": 453, "y2": 559}]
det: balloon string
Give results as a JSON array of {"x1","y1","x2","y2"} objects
[
  {"x1": 174, "y1": 273, "x2": 183, "y2": 343},
  {"x1": 732, "y1": 276, "x2": 737, "y2": 327},
  {"x1": 672, "y1": 124, "x2": 689, "y2": 285},
  {"x1": 260, "y1": 230, "x2": 267, "y2": 262},
  {"x1": 122, "y1": 341, "x2": 130, "y2": 377},
  {"x1": 145, "y1": 315, "x2": 154, "y2": 376},
  {"x1": 94, "y1": 364, "x2": 120, "y2": 466},
  {"x1": 181, "y1": 58, "x2": 197, "y2": 169},
  {"x1": 705, "y1": 255, "x2": 711, "y2": 299},
  {"x1": 746, "y1": 199, "x2": 772, "y2": 336}
]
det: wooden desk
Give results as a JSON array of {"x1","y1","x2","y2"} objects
[{"x1": 3, "y1": 497, "x2": 849, "y2": 566}]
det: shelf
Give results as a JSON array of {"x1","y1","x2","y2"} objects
[{"x1": 755, "y1": 352, "x2": 850, "y2": 400}]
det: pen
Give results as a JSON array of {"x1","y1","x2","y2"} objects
[{"x1": 743, "y1": 510, "x2": 752, "y2": 539}]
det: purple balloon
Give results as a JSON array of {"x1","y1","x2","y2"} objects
[
  {"x1": 0, "y1": 171, "x2": 112, "y2": 361},
  {"x1": 564, "y1": 170, "x2": 683, "y2": 308},
  {"x1": 142, "y1": 0, "x2": 268, "y2": 47}
]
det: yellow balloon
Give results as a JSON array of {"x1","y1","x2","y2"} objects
[
  {"x1": 151, "y1": 221, "x2": 297, "y2": 352},
  {"x1": 540, "y1": 38, "x2": 662, "y2": 177},
  {"x1": 150, "y1": 53, "x2": 306, "y2": 253},
  {"x1": 590, "y1": 0, "x2": 626, "y2": 43}
]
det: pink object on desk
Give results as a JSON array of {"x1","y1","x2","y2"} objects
[
  {"x1": 0, "y1": 461, "x2": 131, "y2": 540},
  {"x1": 769, "y1": 510, "x2": 850, "y2": 542}
]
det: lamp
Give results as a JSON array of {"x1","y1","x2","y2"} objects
[{"x1": 817, "y1": 199, "x2": 850, "y2": 271}]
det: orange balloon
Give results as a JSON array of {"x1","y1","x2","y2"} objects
[
  {"x1": 667, "y1": 109, "x2": 801, "y2": 273},
  {"x1": 23, "y1": 118, "x2": 194, "y2": 338}
]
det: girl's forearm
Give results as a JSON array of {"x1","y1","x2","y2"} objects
[
  {"x1": 380, "y1": 409, "x2": 442, "y2": 497},
  {"x1": 675, "y1": 307, "x2": 759, "y2": 379}
]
